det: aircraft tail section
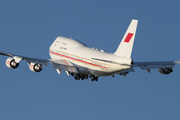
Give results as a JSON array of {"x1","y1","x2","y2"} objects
[{"x1": 114, "y1": 19, "x2": 138, "y2": 58}]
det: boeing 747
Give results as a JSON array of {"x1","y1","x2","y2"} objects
[{"x1": 1, "y1": 19, "x2": 180, "y2": 81}]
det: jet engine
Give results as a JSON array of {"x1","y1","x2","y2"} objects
[
  {"x1": 158, "y1": 68, "x2": 173, "y2": 75},
  {"x1": 6, "y1": 57, "x2": 19, "y2": 69},
  {"x1": 29, "y1": 62, "x2": 43, "y2": 73}
]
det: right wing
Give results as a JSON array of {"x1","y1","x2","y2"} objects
[
  {"x1": 133, "y1": 61, "x2": 180, "y2": 74},
  {"x1": 133, "y1": 61, "x2": 180, "y2": 70},
  {"x1": 115, "y1": 61, "x2": 180, "y2": 76}
]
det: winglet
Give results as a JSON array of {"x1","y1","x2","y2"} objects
[{"x1": 114, "y1": 19, "x2": 138, "y2": 57}]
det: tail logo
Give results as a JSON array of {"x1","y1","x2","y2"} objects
[{"x1": 124, "y1": 33, "x2": 134, "y2": 43}]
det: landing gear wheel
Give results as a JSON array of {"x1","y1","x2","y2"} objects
[
  {"x1": 90, "y1": 75, "x2": 98, "y2": 81},
  {"x1": 84, "y1": 75, "x2": 88, "y2": 79},
  {"x1": 95, "y1": 77, "x2": 98, "y2": 81},
  {"x1": 71, "y1": 73, "x2": 75, "y2": 76},
  {"x1": 74, "y1": 74, "x2": 80, "y2": 80}
]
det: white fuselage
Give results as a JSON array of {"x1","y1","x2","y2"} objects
[{"x1": 49, "y1": 36, "x2": 132, "y2": 76}]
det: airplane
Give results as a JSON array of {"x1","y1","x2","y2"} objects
[{"x1": 1, "y1": 19, "x2": 180, "y2": 81}]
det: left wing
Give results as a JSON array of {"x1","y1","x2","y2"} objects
[
  {"x1": 0, "y1": 51, "x2": 79, "y2": 74},
  {"x1": 0, "y1": 51, "x2": 49, "y2": 65}
]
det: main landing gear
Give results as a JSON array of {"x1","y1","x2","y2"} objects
[
  {"x1": 90, "y1": 75, "x2": 98, "y2": 81},
  {"x1": 74, "y1": 74, "x2": 88, "y2": 80},
  {"x1": 73, "y1": 73, "x2": 98, "y2": 81}
]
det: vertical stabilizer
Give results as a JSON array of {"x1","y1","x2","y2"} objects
[{"x1": 114, "y1": 19, "x2": 138, "y2": 57}]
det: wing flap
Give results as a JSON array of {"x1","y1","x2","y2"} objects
[
  {"x1": 24, "y1": 59, "x2": 48, "y2": 66},
  {"x1": 49, "y1": 59, "x2": 79, "y2": 73},
  {"x1": 119, "y1": 68, "x2": 135, "y2": 73},
  {"x1": 52, "y1": 63, "x2": 79, "y2": 73}
]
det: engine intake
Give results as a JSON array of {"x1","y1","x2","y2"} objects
[
  {"x1": 6, "y1": 57, "x2": 19, "y2": 69},
  {"x1": 29, "y1": 62, "x2": 42, "y2": 73},
  {"x1": 158, "y1": 68, "x2": 173, "y2": 75}
]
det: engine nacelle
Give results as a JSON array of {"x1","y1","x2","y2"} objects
[
  {"x1": 158, "y1": 68, "x2": 173, "y2": 75},
  {"x1": 29, "y1": 62, "x2": 43, "y2": 73},
  {"x1": 6, "y1": 57, "x2": 19, "y2": 69}
]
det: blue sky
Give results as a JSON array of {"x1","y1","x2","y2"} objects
[{"x1": 0, "y1": 0, "x2": 180, "y2": 120}]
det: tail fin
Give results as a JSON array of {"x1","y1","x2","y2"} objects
[{"x1": 114, "y1": 19, "x2": 138, "y2": 57}]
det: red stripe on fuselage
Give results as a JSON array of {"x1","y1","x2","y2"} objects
[
  {"x1": 50, "y1": 51, "x2": 108, "y2": 68},
  {"x1": 124, "y1": 33, "x2": 134, "y2": 43}
]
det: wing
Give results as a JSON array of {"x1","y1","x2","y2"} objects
[
  {"x1": 133, "y1": 61, "x2": 180, "y2": 69},
  {"x1": 133, "y1": 61, "x2": 180, "y2": 74},
  {"x1": 115, "y1": 61, "x2": 180, "y2": 76},
  {"x1": 0, "y1": 51, "x2": 79, "y2": 73}
]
